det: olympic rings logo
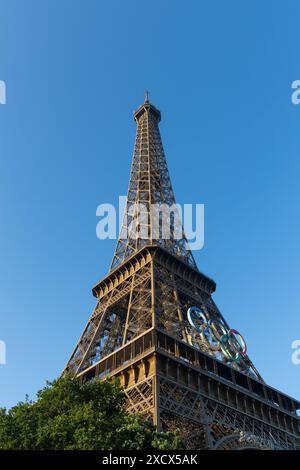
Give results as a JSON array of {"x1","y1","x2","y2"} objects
[{"x1": 187, "y1": 306, "x2": 247, "y2": 362}]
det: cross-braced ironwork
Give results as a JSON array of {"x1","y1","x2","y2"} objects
[
  {"x1": 65, "y1": 96, "x2": 300, "y2": 449},
  {"x1": 110, "y1": 97, "x2": 197, "y2": 271}
]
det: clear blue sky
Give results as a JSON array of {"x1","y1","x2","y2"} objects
[{"x1": 0, "y1": 0, "x2": 300, "y2": 408}]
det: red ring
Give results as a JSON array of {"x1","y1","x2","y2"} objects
[{"x1": 228, "y1": 329, "x2": 247, "y2": 356}]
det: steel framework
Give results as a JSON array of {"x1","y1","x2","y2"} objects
[{"x1": 65, "y1": 96, "x2": 300, "y2": 449}]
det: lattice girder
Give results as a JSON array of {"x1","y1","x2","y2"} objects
[
  {"x1": 65, "y1": 246, "x2": 261, "y2": 380},
  {"x1": 111, "y1": 99, "x2": 197, "y2": 271},
  {"x1": 64, "y1": 98, "x2": 300, "y2": 450}
]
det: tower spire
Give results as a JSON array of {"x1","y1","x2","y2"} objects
[{"x1": 110, "y1": 98, "x2": 197, "y2": 271}]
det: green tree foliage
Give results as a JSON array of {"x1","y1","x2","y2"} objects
[{"x1": 0, "y1": 376, "x2": 183, "y2": 450}]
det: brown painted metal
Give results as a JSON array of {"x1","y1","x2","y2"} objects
[{"x1": 64, "y1": 97, "x2": 300, "y2": 449}]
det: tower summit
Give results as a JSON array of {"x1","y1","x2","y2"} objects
[
  {"x1": 65, "y1": 97, "x2": 300, "y2": 450},
  {"x1": 111, "y1": 94, "x2": 196, "y2": 271}
]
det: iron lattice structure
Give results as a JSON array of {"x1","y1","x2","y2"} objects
[{"x1": 65, "y1": 97, "x2": 300, "y2": 450}]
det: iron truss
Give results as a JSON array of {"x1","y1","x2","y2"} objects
[
  {"x1": 110, "y1": 99, "x2": 197, "y2": 271},
  {"x1": 64, "y1": 97, "x2": 300, "y2": 449}
]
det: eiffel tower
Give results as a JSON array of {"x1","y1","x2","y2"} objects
[{"x1": 65, "y1": 94, "x2": 300, "y2": 450}]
